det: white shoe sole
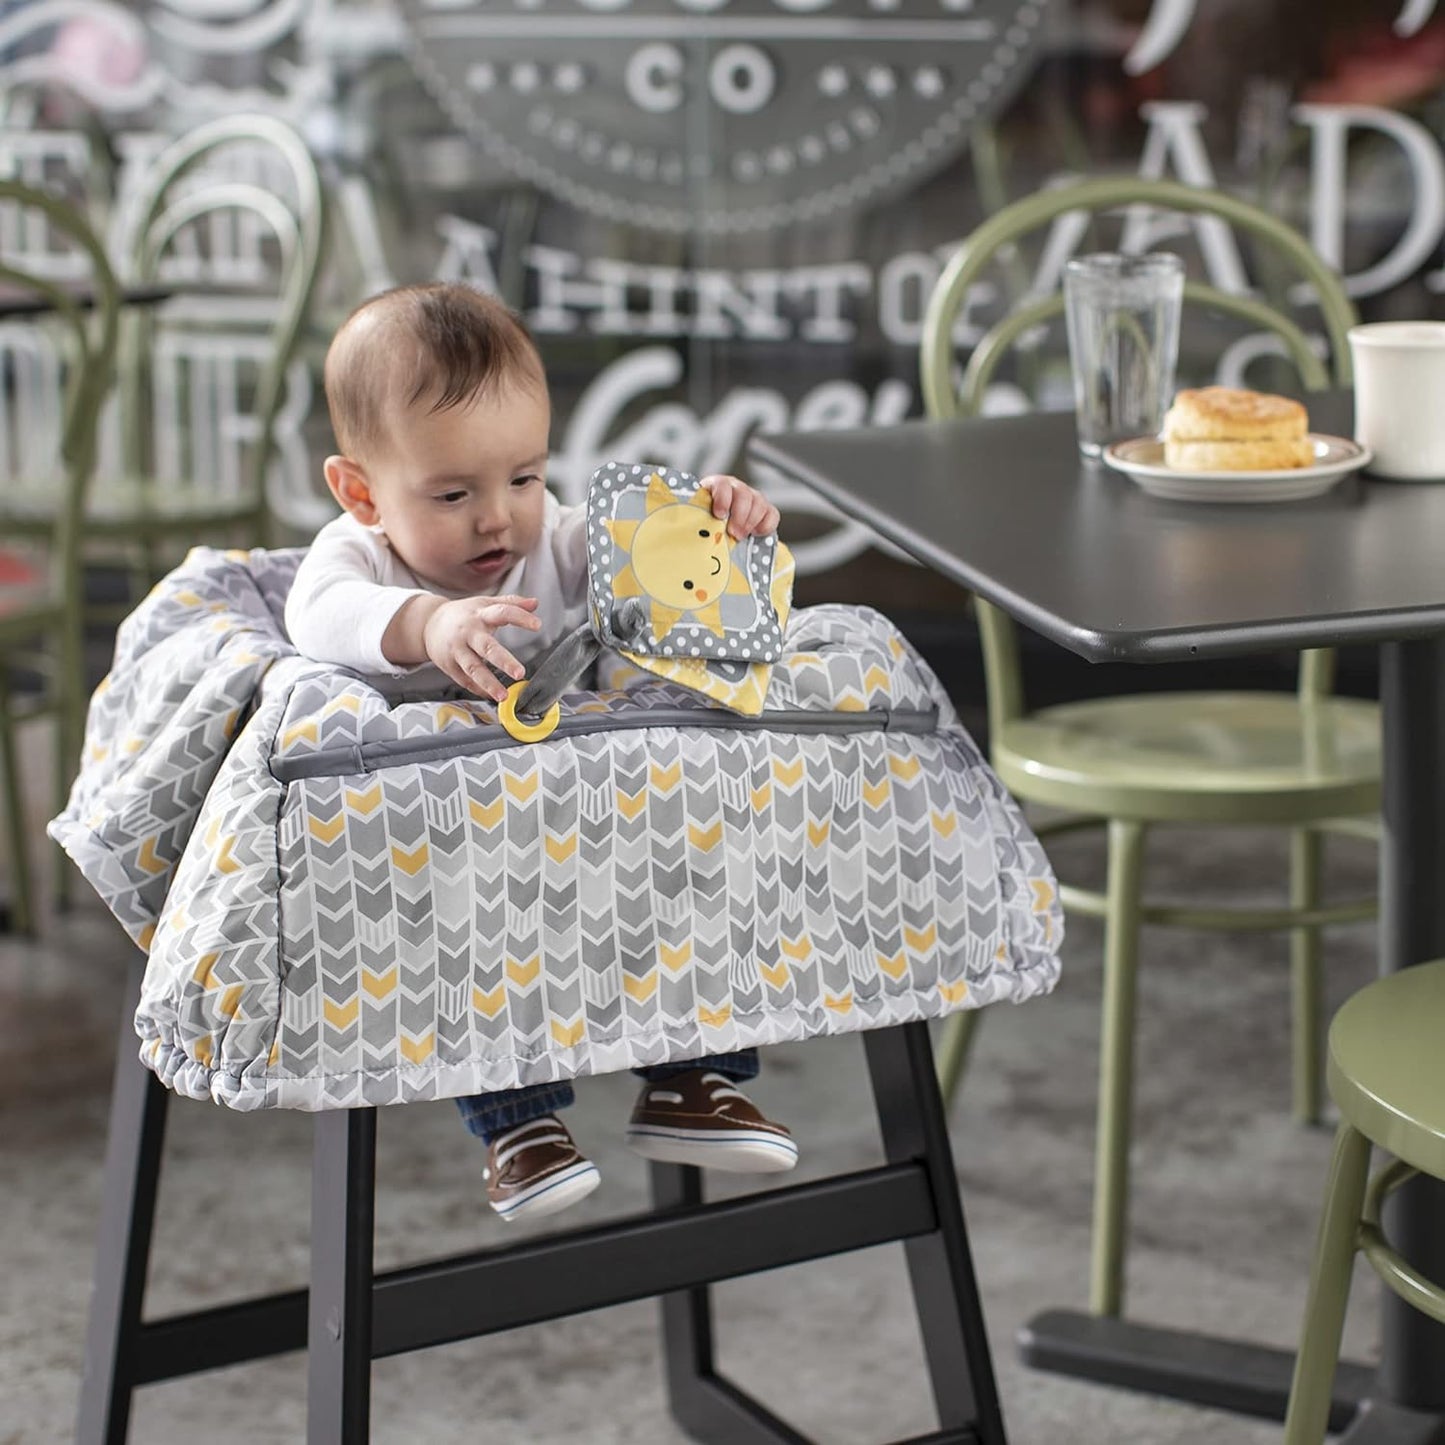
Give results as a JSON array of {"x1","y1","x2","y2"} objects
[
  {"x1": 491, "y1": 1159, "x2": 601, "y2": 1222},
  {"x1": 625, "y1": 1126, "x2": 799, "y2": 1174}
]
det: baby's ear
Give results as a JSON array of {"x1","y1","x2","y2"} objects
[{"x1": 324, "y1": 455, "x2": 380, "y2": 526}]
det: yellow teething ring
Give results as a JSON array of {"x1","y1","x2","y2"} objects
[{"x1": 498, "y1": 680, "x2": 561, "y2": 743}]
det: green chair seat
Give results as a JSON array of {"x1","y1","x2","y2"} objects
[
  {"x1": 994, "y1": 693, "x2": 1381, "y2": 825},
  {"x1": 1284, "y1": 961, "x2": 1445, "y2": 1442},
  {"x1": 1327, "y1": 962, "x2": 1445, "y2": 1180}
]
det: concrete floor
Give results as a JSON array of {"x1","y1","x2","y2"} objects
[{"x1": 0, "y1": 757, "x2": 1385, "y2": 1443}]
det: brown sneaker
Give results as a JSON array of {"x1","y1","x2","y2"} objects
[
  {"x1": 626, "y1": 1070, "x2": 798, "y2": 1174},
  {"x1": 484, "y1": 1115, "x2": 601, "y2": 1222}
]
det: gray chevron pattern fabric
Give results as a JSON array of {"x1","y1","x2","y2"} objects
[{"x1": 53, "y1": 547, "x2": 1062, "y2": 1113}]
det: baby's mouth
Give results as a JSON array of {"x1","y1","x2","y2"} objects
[{"x1": 466, "y1": 548, "x2": 510, "y2": 574}]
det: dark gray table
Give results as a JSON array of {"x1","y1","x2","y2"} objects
[{"x1": 751, "y1": 390, "x2": 1445, "y2": 1444}]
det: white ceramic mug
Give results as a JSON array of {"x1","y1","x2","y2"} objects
[{"x1": 1348, "y1": 321, "x2": 1445, "y2": 481}]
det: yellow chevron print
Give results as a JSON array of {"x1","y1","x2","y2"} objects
[
  {"x1": 435, "y1": 703, "x2": 481, "y2": 731},
  {"x1": 391, "y1": 841, "x2": 429, "y2": 875},
  {"x1": 192, "y1": 952, "x2": 220, "y2": 988},
  {"x1": 137, "y1": 923, "x2": 155, "y2": 953},
  {"x1": 888, "y1": 754, "x2": 921, "y2": 780},
  {"x1": 506, "y1": 955, "x2": 541, "y2": 988},
  {"x1": 888, "y1": 635, "x2": 904, "y2": 657},
  {"x1": 86, "y1": 741, "x2": 109, "y2": 763},
  {"x1": 624, "y1": 971, "x2": 658, "y2": 1002},
  {"x1": 750, "y1": 781, "x2": 772, "y2": 811},
  {"x1": 281, "y1": 718, "x2": 318, "y2": 750},
  {"x1": 192, "y1": 1035, "x2": 213, "y2": 1066},
  {"x1": 687, "y1": 820, "x2": 722, "y2": 851},
  {"x1": 1031, "y1": 879, "x2": 1056, "y2": 911},
  {"x1": 877, "y1": 951, "x2": 908, "y2": 980},
  {"x1": 780, "y1": 935, "x2": 812, "y2": 962},
  {"x1": 174, "y1": 589, "x2": 203, "y2": 607},
  {"x1": 863, "y1": 778, "x2": 891, "y2": 809},
  {"x1": 222, "y1": 709, "x2": 239, "y2": 739},
  {"x1": 698, "y1": 1003, "x2": 732, "y2": 1028},
  {"x1": 864, "y1": 664, "x2": 892, "y2": 694},
  {"x1": 939, "y1": 980, "x2": 969, "y2": 1006},
  {"x1": 219, "y1": 985, "x2": 243, "y2": 1019},
  {"x1": 324, "y1": 997, "x2": 360, "y2": 1030},
  {"x1": 344, "y1": 784, "x2": 381, "y2": 816},
  {"x1": 121, "y1": 736, "x2": 144, "y2": 755},
  {"x1": 322, "y1": 695, "x2": 363, "y2": 719},
  {"x1": 904, "y1": 923, "x2": 938, "y2": 953},
  {"x1": 550, "y1": 1018, "x2": 585, "y2": 1048},
  {"x1": 759, "y1": 960, "x2": 790, "y2": 990},
  {"x1": 835, "y1": 694, "x2": 866, "y2": 711},
  {"x1": 617, "y1": 787, "x2": 647, "y2": 820},
  {"x1": 469, "y1": 796, "x2": 504, "y2": 830},
  {"x1": 807, "y1": 819, "x2": 830, "y2": 847},
  {"x1": 772, "y1": 756, "x2": 804, "y2": 787},
  {"x1": 268, "y1": 1037, "x2": 281, "y2": 1067},
  {"x1": 308, "y1": 812, "x2": 346, "y2": 844},
  {"x1": 400, "y1": 1032, "x2": 435, "y2": 1064},
  {"x1": 136, "y1": 836, "x2": 167, "y2": 876},
  {"x1": 503, "y1": 769, "x2": 540, "y2": 802},
  {"x1": 650, "y1": 760, "x2": 682, "y2": 792},
  {"x1": 824, "y1": 990, "x2": 854, "y2": 1013},
  {"x1": 932, "y1": 810, "x2": 958, "y2": 837},
  {"x1": 660, "y1": 940, "x2": 692, "y2": 972},
  {"x1": 361, "y1": 967, "x2": 397, "y2": 1000},
  {"x1": 473, "y1": 984, "x2": 506, "y2": 1018},
  {"x1": 545, "y1": 832, "x2": 578, "y2": 863}
]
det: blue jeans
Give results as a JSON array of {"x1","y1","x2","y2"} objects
[{"x1": 455, "y1": 1049, "x2": 761, "y2": 1143}]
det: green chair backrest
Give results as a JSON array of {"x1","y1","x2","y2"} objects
[
  {"x1": 0, "y1": 180, "x2": 118, "y2": 586},
  {"x1": 919, "y1": 176, "x2": 1359, "y2": 740},
  {"x1": 116, "y1": 114, "x2": 325, "y2": 525},
  {"x1": 0, "y1": 180, "x2": 118, "y2": 750}
]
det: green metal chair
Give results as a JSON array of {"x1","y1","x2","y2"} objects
[
  {"x1": 1, "y1": 114, "x2": 325, "y2": 598},
  {"x1": 1282, "y1": 960, "x2": 1445, "y2": 1444},
  {"x1": 0, "y1": 180, "x2": 118, "y2": 932},
  {"x1": 921, "y1": 176, "x2": 1380, "y2": 1318}
]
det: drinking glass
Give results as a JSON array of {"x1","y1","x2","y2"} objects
[{"x1": 1063, "y1": 252, "x2": 1184, "y2": 459}]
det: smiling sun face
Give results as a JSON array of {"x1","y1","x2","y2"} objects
[{"x1": 605, "y1": 473, "x2": 755, "y2": 638}]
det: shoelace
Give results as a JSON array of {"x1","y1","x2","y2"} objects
[
  {"x1": 491, "y1": 1118, "x2": 573, "y2": 1171},
  {"x1": 647, "y1": 1072, "x2": 747, "y2": 1111}
]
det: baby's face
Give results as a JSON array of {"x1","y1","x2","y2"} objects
[{"x1": 364, "y1": 380, "x2": 551, "y2": 595}]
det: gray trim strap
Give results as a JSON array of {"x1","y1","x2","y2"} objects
[{"x1": 271, "y1": 705, "x2": 941, "y2": 781}]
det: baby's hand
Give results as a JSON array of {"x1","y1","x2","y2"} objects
[
  {"x1": 422, "y1": 594, "x2": 542, "y2": 701},
  {"x1": 701, "y1": 474, "x2": 781, "y2": 540}
]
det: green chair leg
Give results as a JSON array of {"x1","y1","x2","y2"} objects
[
  {"x1": 937, "y1": 1008, "x2": 983, "y2": 1110},
  {"x1": 1282, "y1": 1122, "x2": 1372, "y2": 1445},
  {"x1": 0, "y1": 671, "x2": 36, "y2": 936},
  {"x1": 1090, "y1": 818, "x2": 1147, "y2": 1318},
  {"x1": 1290, "y1": 827, "x2": 1324, "y2": 1125}
]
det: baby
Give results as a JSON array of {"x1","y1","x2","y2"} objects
[{"x1": 286, "y1": 282, "x2": 795, "y2": 1222}]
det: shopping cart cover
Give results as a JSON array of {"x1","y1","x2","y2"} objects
[{"x1": 52, "y1": 545, "x2": 1062, "y2": 1112}]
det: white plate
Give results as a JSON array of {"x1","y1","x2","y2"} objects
[{"x1": 1103, "y1": 434, "x2": 1373, "y2": 503}]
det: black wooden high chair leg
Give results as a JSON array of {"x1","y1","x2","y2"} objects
[
  {"x1": 77, "y1": 956, "x2": 168, "y2": 1445},
  {"x1": 78, "y1": 961, "x2": 1006, "y2": 1445}
]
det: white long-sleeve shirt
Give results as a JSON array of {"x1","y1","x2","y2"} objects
[{"x1": 284, "y1": 493, "x2": 589, "y2": 687}]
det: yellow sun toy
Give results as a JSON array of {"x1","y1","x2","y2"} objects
[{"x1": 588, "y1": 462, "x2": 794, "y2": 715}]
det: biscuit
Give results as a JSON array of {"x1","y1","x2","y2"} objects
[
  {"x1": 1164, "y1": 386, "x2": 1308, "y2": 443},
  {"x1": 1163, "y1": 436, "x2": 1317, "y2": 472}
]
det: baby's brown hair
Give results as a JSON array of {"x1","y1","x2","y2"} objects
[{"x1": 324, "y1": 283, "x2": 545, "y2": 461}]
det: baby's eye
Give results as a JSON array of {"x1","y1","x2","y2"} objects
[
  {"x1": 511, "y1": 472, "x2": 543, "y2": 488},
  {"x1": 437, "y1": 490, "x2": 467, "y2": 504}
]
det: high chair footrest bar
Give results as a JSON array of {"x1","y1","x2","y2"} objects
[{"x1": 127, "y1": 1162, "x2": 935, "y2": 1382}]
